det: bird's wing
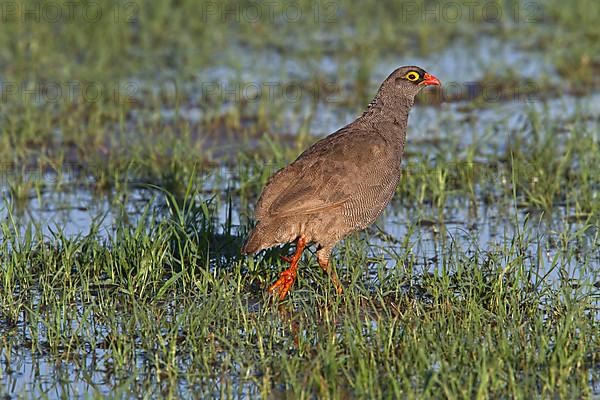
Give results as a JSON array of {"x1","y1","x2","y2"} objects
[
  {"x1": 255, "y1": 127, "x2": 394, "y2": 220},
  {"x1": 261, "y1": 160, "x2": 351, "y2": 218}
]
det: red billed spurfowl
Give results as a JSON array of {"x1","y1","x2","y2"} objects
[{"x1": 243, "y1": 66, "x2": 441, "y2": 299}]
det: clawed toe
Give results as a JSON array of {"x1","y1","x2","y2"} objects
[
  {"x1": 268, "y1": 236, "x2": 307, "y2": 300},
  {"x1": 268, "y1": 269, "x2": 296, "y2": 300}
]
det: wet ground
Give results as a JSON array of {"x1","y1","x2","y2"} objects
[{"x1": 1, "y1": 16, "x2": 599, "y2": 399}]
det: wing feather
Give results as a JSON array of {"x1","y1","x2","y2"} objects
[{"x1": 254, "y1": 125, "x2": 394, "y2": 221}]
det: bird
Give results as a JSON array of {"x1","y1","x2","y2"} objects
[{"x1": 243, "y1": 66, "x2": 440, "y2": 300}]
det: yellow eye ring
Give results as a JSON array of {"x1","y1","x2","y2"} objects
[{"x1": 406, "y1": 72, "x2": 420, "y2": 82}]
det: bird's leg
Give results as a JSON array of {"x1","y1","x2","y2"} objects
[
  {"x1": 269, "y1": 235, "x2": 307, "y2": 300},
  {"x1": 317, "y1": 247, "x2": 343, "y2": 295}
]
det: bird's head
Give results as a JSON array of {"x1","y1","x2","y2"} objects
[{"x1": 384, "y1": 66, "x2": 441, "y2": 98}]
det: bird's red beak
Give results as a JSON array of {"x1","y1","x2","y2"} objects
[{"x1": 421, "y1": 73, "x2": 441, "y2": 86}]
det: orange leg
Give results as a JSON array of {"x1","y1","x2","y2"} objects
[{"x1": 268, "y1": 235, "x2": 307, "y2": 300}]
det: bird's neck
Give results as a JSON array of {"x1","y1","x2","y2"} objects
[
  {"x1": 363, "y1": 91, "x2": 414, "y2": 121},
  {"x1": 360, "y1": 93, "x2": 414, "y2": 144}
]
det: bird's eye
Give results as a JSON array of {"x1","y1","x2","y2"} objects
[{"x1": 405, "y1": 71, "x2": 420, "y2": 82}]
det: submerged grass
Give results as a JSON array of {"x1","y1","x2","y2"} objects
[
  {"x1": 0, "y1": 170, "x2": 598, "y2": 398},
  {"x1": 1, "y1": 109, "x2": 599, "y2": 396},
  {"x1": 0, "y1": 1, "x2": 599, "y2": 398}
]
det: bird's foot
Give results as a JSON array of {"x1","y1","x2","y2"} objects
[{"x1": 268, "y1": 267, "x2": 297, "y2": 300}]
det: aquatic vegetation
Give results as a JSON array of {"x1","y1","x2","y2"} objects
[{"x1": 0, "y1": 0, "x2": 598, "y2": 397}]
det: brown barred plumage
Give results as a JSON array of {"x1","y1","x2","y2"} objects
[{"x1": 243, "y1": 66, "x2": 441, "y2": 299}]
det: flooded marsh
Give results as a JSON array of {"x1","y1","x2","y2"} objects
[{"x1": 0, "y1": 0, "x2": 599, "y2": 398}]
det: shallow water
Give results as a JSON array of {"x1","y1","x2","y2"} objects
[
  {"x1": 1, "y1": 33, "x2": 599, "y2": 398},
  {"x1": 2, "y1": 174, "x2": 597, "y2": 285},
  {"x1": 1, "y1": 72, "x2": 598, "y2": 283},
  {"x1": 145, "y1": 34, "x2": 567, "y2": 139}
]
